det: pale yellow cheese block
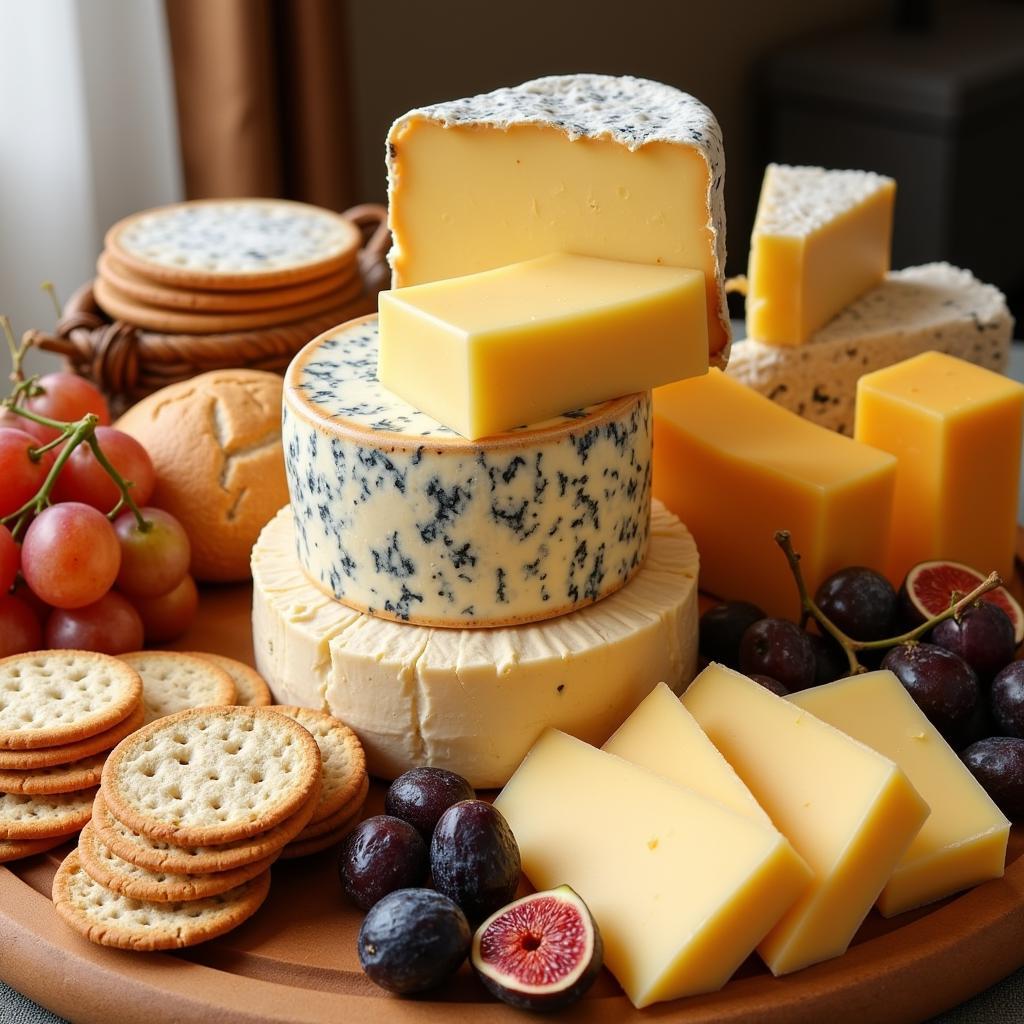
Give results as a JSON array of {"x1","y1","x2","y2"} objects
[
  {"x1": 494, "y1": 729, "x2": 811, "y2": 1008},
  {"x1": 604, "y1": 681, "x2": 774, "y2": 829},
  {"x1": 682, "y1": 663, "x2": 930, "y2": 975},
  {"x1": 790, "y1": 671, "x2": 1009, "y2": 916},
  {"x1": 746, "y1": 164, "x2": 895, "y2": 346},
  {"x1": 377, "y1": 253, "x2": 708, "y2": 440}
]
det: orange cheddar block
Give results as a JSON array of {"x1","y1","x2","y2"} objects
[
  {"x1": 653, "y1": 369, "x2": 897, "y2": 617},
  {"x1": 855, "y1": 350, "x2": 1024, "y2": 582}
]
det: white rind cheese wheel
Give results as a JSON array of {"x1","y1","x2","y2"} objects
[
  {"x1": 283, "y1": 315, "x2": 653, "y2": 628},
  {"x1": 252, "y1": 501, "x2": 699, "y2": 788},
  {"x1": 728, "y1": 263, "x2": 1013, "y2": 435}
]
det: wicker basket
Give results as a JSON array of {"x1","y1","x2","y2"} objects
[{"x1": 25, "y1": 204, "x2": 391, "y2": 415}]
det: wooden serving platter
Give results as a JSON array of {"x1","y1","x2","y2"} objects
[{"x1": 1, "y1": 583, "x2": 1023, "y2": 1024}]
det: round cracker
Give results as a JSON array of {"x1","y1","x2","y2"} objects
[
  {"x1": 293, "y1": 773, "x2": 369, "y2": 842},
  {"x1": 0, "y1": 787, "x2": 97, "y2": 840},
  {"x1": 184, "y1": 653, "x2": 272, "y2": 707},
  {"x1": 0, "y1": 651, "x2": 142, "y2": 750},
  {"x1": 120, "y1": 651, "x2": 236, "y2": 724},
  {"x1": 101, "y1": 706, "x2": 322, "y2": 846},
  {"x1": 52, "y1": 848, "x2": 271, "y2": 950},
  {"x1": 76, "y1": 824, "x2": 278, "y2": 902},
  {"x1": 279, "y1": 797, "x2": 366, "y2": 860},
  {"x1": 94, "y1": 271, "x2": 362, "y2": 334},
  {"x1": 97, "y1": 250, "x2": 357, "y2": 312},
  {"x1": 271, "y1": 707, "x2": 366, "y2": 825},
  {"x1": 0, "y1": 835, "x2": 68, "y2": 864},
  {"x1": 0, "y1": 750, "x2": 106, "y2": 795},
  {"x1": 0, "y1": 701, "x2": 144, "y2": 771},
  {"x1": 105, "y1": 199, "x2": 361, "y2": 290},
  {"x1": 90, "y1": 783, "x2": 320, "y2": 874}
]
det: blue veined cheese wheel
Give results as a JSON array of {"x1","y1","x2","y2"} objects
[
  {"x1": 251, "y1": 500, "x2": 699, "y2": 787},
  {"x1": 282, "y1": 315, "x2": 652, "y2": 628}
]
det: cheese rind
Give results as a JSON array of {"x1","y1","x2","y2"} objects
[
  {"x1": 653, "y1": 368, "x2": 896, "y2": 618},
  {"x1": 386, "y1": 74, "x2": 731, "y2": 366},
  {"x1": 790, "y1": 671, "x2": 1009, "y2": 916},
  {"x1": 251, "y1": 501, "x2": 699, "y2": 788},
  {"x1": 746, "y1": 165, "x2": 894, "y2": 346},
  {"x1": 378, "y1": 253, "x2": 708, "y2": 440},
  {"x1": 604, "y1": 682, "x2": 774, "y2": 829},
  {"x1": 854, "y1": 350, "x2": 1024, "y2": 582},
  {"x1": 727, "y1": 264, "x2": 1013, "y2": 435},
  {"x1": 682, "y1": 664, "x2": 929, "y2": 975},
  {"x1": 494, "y1": 729, "x2": 811, "y2": 1008},
  {"x1": 284, "y1": 316, "x2": 652, "y2": 628}
]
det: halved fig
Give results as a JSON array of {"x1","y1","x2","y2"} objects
[
  {"x1": 471, "y1": 885, "x2": 602, "y2": 1011},
  {"x1": 901, "y1": 560, "x2": 1024, "y2": 644}
]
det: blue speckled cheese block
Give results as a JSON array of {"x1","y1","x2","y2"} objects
[
  {"x1": 282, "y1": 315, "x2": 653, "y2": 628},
  {"x1": 728, "y1": 263, "x2": 1013, "y2": 436}
]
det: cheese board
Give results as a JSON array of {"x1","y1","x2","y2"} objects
[{"x1": 0, "y1": 575, "x2": 1022, "y2": 1024}]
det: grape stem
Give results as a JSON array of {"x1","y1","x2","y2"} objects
[
  {"x1": 773, "y1": 530, "x2": 1004, "y2": 674},
  {"x1": 0, "y1": 403, "x2": 150, "y2": 538}
]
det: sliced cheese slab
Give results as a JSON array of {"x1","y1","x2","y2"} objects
[
  {"x1": 653, "y1": 368, "x2": 896, "y2": 618},
  {"x1": 251, "y1": 501, "x2": 699, "y2": 788},
  {"x1": 386, "y1": 74, "x2": 731, "y2": 366},
  {"x1": 604, "y1": 681, "x2": 774, "y2": 828},
  {"x1": 378, "y1": 253, "x2": 708, "y2": 440},
  {"x1": 682, "y1": 663, "x2": 929, "y2": 975},
  {"x1": 728, "y1": 263, "x2": 1013, "y2": 435},
  {"x1": 746, "y1": 164, "x2": 894, "y2": 346},
  {"x1": 791, "y1": 671, "x2": 1010, "y2": 916},
  {"x1": 494, "y1": 729, "x2": 811, "y2": 1008},
  {"x1": 855, "y1": 350, "x2": 1024, "y2": 583},
  {"x1": 284, "y1": 315, "x2": 652, "y2": 628}
]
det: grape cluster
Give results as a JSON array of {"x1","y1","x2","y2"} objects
[
  {"x1": 698, "y1": 561, "x2": 1024, "y2": 821},
  {"x1": 1, "y1": 372, "x2": 196, "y2": 656}
]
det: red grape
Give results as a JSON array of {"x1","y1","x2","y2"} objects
[
  {"x1": 131, "y1": 573, "x2": 198, "y2": 643},
  {"x1": 45, "y1": 591, "x2": 144, "y2": 654},
  {"x1": 0, "y1": 525, "x2": 18, "y2": 592},
  {"x1": 0, "y1": 594, "x2": 42, "y2": 657},
  {"x1": 24, "y1": 373, "x2": 109, "y2": 443},
  {"x1": 815, "y1": 567, "x2": 896, "y2": 641},
  {"x1": 882, "y1": 642, "x2": 979, "y2": 740},
  {"x1": 699, "y1": 601, "x2": 766, "y2": 669},
  {"x1": 113, "y1": 508, "x2": 190, "y2": 597},
  {"x1": 739, "y1": 618, "x2": 816, "y2": 691},
  {"x1": 0, "y1": 427, "x2": 53, "y2": 517},
  {"x1": 52, "y1": 426, "x2": 156, "y2": 512},
  {"x1": 21, "y1": 502, "x2": 121, "y2": 608}
]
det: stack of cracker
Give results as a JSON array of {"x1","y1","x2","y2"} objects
[
  {"x1": 53, "y1": 703, "x2": 367, "y2": 950},
  {"x1": 94, "y1": 199, "x2": 363, "y2": 335},
  {"x1": 0, "y1": 651, "x2": 143, "y2": 864}
]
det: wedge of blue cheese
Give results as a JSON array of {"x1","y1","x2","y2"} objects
[
  {"x1": 728, "y1": 263, "x2": 1013, "y2": 435},
  {"x1": 283, "y1": 316, "x2": 652, "y2": 629}
]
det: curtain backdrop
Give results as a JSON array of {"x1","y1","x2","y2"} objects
[{"x1": 164, "y1": 0, "x2": 355, "y2": 210}]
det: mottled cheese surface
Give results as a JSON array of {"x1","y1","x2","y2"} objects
[
  {"x1": 728, "y1": 264, "x2": 1013, "y2": 434},
  {"x1": 251, "y1": 501, "x2": 700, "y2": 788},
  {"x1": 755, "y1": 165, "x2": 893, "y2": 236},
  {"x1": 283, "y1": 316, "x2": 653, "y2": 628},
  {"x1": 386, "y1": 74, "x2": 730, "y2": 365},
  {"x1": 112, "y1": 200, "x2": 358, "y2": 275}
]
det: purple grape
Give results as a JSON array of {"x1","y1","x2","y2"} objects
[
  {"x1": 808, "y1": 632, "x2": 848, "y2": 684},
  {"x1": 739, "y1": 618, "x2": 816, "y2": 691},
  {"x1": 699, "y1": 601, "x2": 766, "y2": 668},
  {"x1": 815, "y1": 567, "x2": 897, "y2": 641},
  {"x1": 930, "y1": 603, "x2": 1016, "y2": 681},
  {"x1": 385, "y1": 767, "x2": 475, "y2": 840},
  {"x1": 881, "y1": 643, "x2": 979, "y2": 740},
  {"x1": 338, "y1": 815, "x2": 428, "y2": 911},
  {"x1": 961, "y1": 737, "x2": 1024, "y2": 819},
  {"x1": 991, "y1": 661, "x2": 1024, "y2": 738},
  {"x1": 749, "y1": 674, "x2": 789, "y2": 697}
]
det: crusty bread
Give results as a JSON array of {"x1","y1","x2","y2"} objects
[{"x1": 115, "y1": 370, "x2": 288, "y2": 581}]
